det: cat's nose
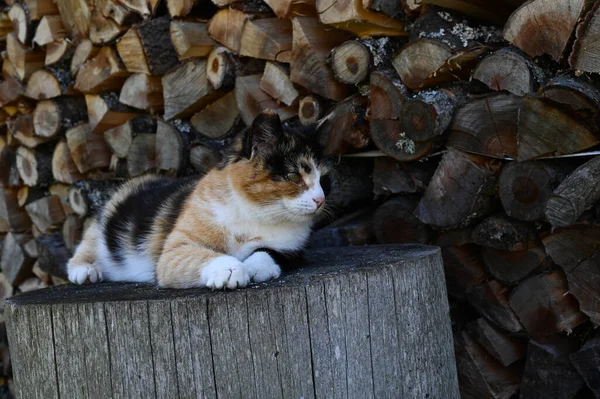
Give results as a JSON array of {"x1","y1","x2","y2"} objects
[{"x1": 313, "y1": 196, "x2": 325, "y2": 208}]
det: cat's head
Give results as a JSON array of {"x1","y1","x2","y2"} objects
[{"x1": 228, "y1": 109, "x2": 329, "y2": 223}]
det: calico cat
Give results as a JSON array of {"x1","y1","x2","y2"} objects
[{"x1": 67, "y1": 110, "x2": 328, "y2": 289}]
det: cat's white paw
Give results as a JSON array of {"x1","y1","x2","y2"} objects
[
  {"x1": 68, "y1": 264, "x2": 103, "y2": 285},
  {"x1": 201, "y1": 256, "x2": 250, "y2": 289},
  {"x1": 243, "y1": 251, "x2": 281, "y2": 283}
]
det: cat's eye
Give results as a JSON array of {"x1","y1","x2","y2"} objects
[{"x1": 287, "y1": 173, "x2": 302, "y2": 183}]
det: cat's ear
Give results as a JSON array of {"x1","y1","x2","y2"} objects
[{"x1": 243, "y1": 109, "x2": 282, "y2": 159}]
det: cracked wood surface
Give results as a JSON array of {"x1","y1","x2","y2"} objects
[{"x1": 5, "y1": 244, "x2": 459, "y2": 399}]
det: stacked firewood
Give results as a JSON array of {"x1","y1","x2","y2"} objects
[{"x1": 1, "y1": 0, "x2": 600, "y2": 396}]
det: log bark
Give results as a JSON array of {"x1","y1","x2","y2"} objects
[
  {"x1": 162, "y1": 58, "x2": 225, "y2": 120},
  {"x1": 290, "y1": 17, "x2": 352, "y2": 101},
  {"x1": 15, "y1": 145, "x2": 53, "y2": 187},
  {"x1": 73, "y1": 46, "x2": 129, "y2": 94},
  {"x1": 420, "y1": 0, "x2": 525, "y2": 25},
  {"x1": 85, "y1": 92, "x2": 138, "y2": 134},
  {"x1": 504, "y1": 0, "x2": 588, "y2": 62},
  {"x1": 24, "y1": 58, "x2": 74, "y2": 100},
  {"x1": 25, "y1": 195, "x2": 66, "y2": 234},
  {"x1": 545, "y1": 155, "x2": 600, "y2": 227},
  {"x1": 520, "y1": 337, "x2": 585, "y2": 399},
  {"x1": 5, "y1": 245, "x2": 460, "y2": 399},
  {"x1": 116, "y1": 16, "x2": 179, "y2": 76},
  {"x1": 170, "y1": 20, "x2": 215, "y2": 60},
  {"x1": 119, "y1": 73, "x2": 164, "y2": 114},
  {"x1": 369, "y1": 120, "x2": 432, "y2": 162},
  {"x1": 33, "y1": 96, "x2": 88, "y2": 138},
  {"x1": 570, "y1": 1, "x2": 600, "y2": 73},
  {"x1": 508, "y1": 270, "x2": 587, "y2": 337},
  {"x1": 1, "y1": 233, "x2": 35, "y2": 286},
  {"x1": 65, "y1": 124, "x2": 112, "y2": 173},
  {"x1": 190, "y1": 91, "x2": 241, "y2": 139},
  {"x1": 471, "y1": 215, "x2": 537, "y2": 252},
  {"x1": 517, "y1": 97, "x2": 598, "y2": 161},
  {"x1": 401, "y1": 89, "x2": 460, "y2": 143},
  {"x1": 415, "y1": 149, "x2": 500, "y2": 229},
  {"x1": 36, "y1": 231, "x2": 69, "y2": 278},
  {"x1": 543, "y1": 225, "x2": 600, "y2": 325}
]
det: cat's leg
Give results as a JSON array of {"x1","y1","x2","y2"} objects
[
  {"x1": 243, "y1": 251, "x2": 281, "y2": 283},
  {"x1": 67, "y1": 220, "x2": 104, "y2": 285},
  {"x1": 157, "y1": 233, "x2": 250, "y2": 289}
]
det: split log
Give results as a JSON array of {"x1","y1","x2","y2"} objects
[
  {"x1": 109, "y1": 154, "x2": 128, "y2": 178},
  {"x1": 369, "y1": 120, "x2": 432, "y2": 162},
  {"x1": 310, "y1": 207, "x2": 375, "y2": 248},
  {"x1": 471, "y1": 215, "x2": 536, "y2": 252},
  {"x1": 504, "y1": 0, "x2": 588, "y2": 62},
  {"x1": 263, "y1": 0, "x2": 316, "y2": 18},
  {"x1": 369, "y1": 69, "x2": 407, "y2": 121},
  {"x1": 156, "y1": 120, "x2": 188, "y2": 174},
  {"x1": 520, "y1": 337, "x2": 585, "y2": 399},
  {"x1": 17, "y1": 187, "x2": 45, "y2": 208},
  {"x1": 68, "y1": 180, "x2": 118, "y2": 217},
  {"x1": 33, "y1": 96, "x2": 88, "y2": 139},
  {"x1": 508, "y1": 270, "x2": 587, "y2": 337},
  {"x1": 239, "y1": 18, "x2": 292, "y2": 62},
  {"x1": 207, "y1": 8, "x2": 250, "y2": 53},
  {"x1": 316, "y1": 95, "x2": 369, "y2": 155},
  {"x1": 570, "y1": 331, "x2": 600, "y2": 397},
  {"x1": 45, "y1": 39, "x2": 72, "y2": 66},
  {"x1": 119, "y1": 73, "x2": 163, "y2": 114},
  {"x1": 51, "y1": 140, "x2": 84, "y2": 184},
  {"x1": 1, "y1": 233, "x2": 35, "y2": 286},
  {"x1": 127, "y1": 133, "x2": 156, "y2": 176},
  {"x1": 167, "y1": 0, "x2": 210, "y2": 17},
  {"x1": 330, "y1": 40, "x2": 371, "y2": 85},
  {"x1": 466, "y1": 280, "x2": 523, "y2": 333},
  {"x1": 73, "y1": 46, "x2": 129, "y2": 94},
  {"x1": 170, "y1": 20, "x2": 215, "y2": 60},
  {"x1": 88, "y1": 9, "x2": 124, "y2": 45},
  {"x1": 448, "y1": 93, "x2": 520, "y2": 159},
  {"x1": 415, "y1": 149, "x2": 500, "y2": 229},
  {"x1": 162, "y1": 58, "x2": 225, "y2": 120},
  {"x1": 373, "y1": 196, "x2": 430, "y2": 244},
  {"x1": 499, "y1": 160, "x2": 574, "y2": 222},
  {"x1": 441, "y1": 244, "x2": 487, "y2": 300},
  {"x1": 25, "y1": 195, "x2": 66, "y2": 233},
  {"x1": 545, "y1": 155, "x2": 600, "y2": 227},
  {"x1": 0, "y1": 273, "x2": 13, "y2": 307},
  {"x1": 6, "y1": 33, "x2": 46, "y2": 81},
  {"x1": 190, "y1": 91, "x2": 241, "y2": 139},
  {"x1": 517, "y1": 97, "x2": 598, "y2": 161},
  {"x1": 542, "y1": 75, "x2": 600, "y2": 118},
  {"x1": 8, "y1": 3, "x2": 36, "y2": 45},
  {"x1": 24, "y1": 0, "x2": 59, "y2": 20},
  {"x1": 103, "y1": 115, "x2": 154, "y2": 158},
  {"x1": 0, "y1": 187, "x2": 31, "y2": 232},
  {"x1": 315, "y1": 0, "x2": 405, "y2": 37},
  {"x1": 55, "y1": 0, "x2": 90, "y2": 39},
  {"x1": 290, "y1": 17, "x2": 352, "y2": 101},
  {"x1": 25, "y1": 57, "x2": 73, "y2": 100},
  {"x1": 33, "y1": 15, "x2": 66, "y2": 46},
  {"x1": 298, "y1": 95, "x2": 327, "y2": 126},
  {"x1": 48, "y1": 183, "x2": 74, "y2": 215},
  {"x1": 16, "y1": 145, "x2": 53, "y2": 187},
  {"x1": 70, "y1": 39, "x2": 99, "y2": 77},
  {"x1": 401, "y1": 89, "x2": 461, "y2": 143},
  {"x1": 189, "y1": 144, "x2": 220, "y2": 174},
  {"x1": 8, "y1": 114, "x2": 49, "y2": 148},
  {"x1": 570, "y1": 1, "x2": 600, "y2": 73},
  {"x1": 65, "y1": 124, "x2": 112, "y2": 173},
  {"x1": 543, "y1": 225, "x2": 600, "y2": 325},
  {"x1": 235, "y1": 74, "x2": 296, "y2": 125},
  {"x1": 117, "y1": 16, "x2": 179, "y2": 76},
  {"x1": 36, "y1": 231, "x2": 69, "y2": 278},
  {"x1": 466, "y1": 318, "x2": 526, "y2": 367},
  {"x1": 481, "y1": 246, "x2": 546, "y2": 285},
  {"x1": 62, "y1": 215, "x2": 83, "y2": 253},
  {"x1": 454, "y1": 330, "x2": 521, "y2": 399},
  {"x1": 0, "y1": 73, "x2": 24, "y2": 106},
  {"x1": 473, "y1": 47, "x2": 542, "y2": 96},
  {"x1": 372, "y1": 157, "x2": 436, "y2": 196},
  {"x1": 85, "y1": 92, "x2": 137, "y2": 133},
  {"x1": 260, "y1": 62, "x2": 299, "y2": 107}
]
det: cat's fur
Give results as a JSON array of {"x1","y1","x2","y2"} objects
[{"x1": 67, "y1": 110, "x2": 328, "y2": 289}]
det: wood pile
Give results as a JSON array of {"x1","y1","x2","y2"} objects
[{"x1": 0, "y1": 0, "x2": 599, "y2": 396}]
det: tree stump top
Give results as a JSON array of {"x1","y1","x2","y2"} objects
[{"x1": 7, "y1": 244, "x2": 439, "y2": 306}]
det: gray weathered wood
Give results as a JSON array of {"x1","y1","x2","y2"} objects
[{"x1": 5, "y1": 245, "x2": 459, "y2": 399}]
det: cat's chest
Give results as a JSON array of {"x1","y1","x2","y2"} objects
[{"x1": 226, "y1": 223, "x2": 309, "y2": 260}]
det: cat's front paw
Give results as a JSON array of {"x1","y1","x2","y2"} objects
[
  {"x1": 243, "y1": 251, "x2": 281, "y2": 283},
  {"x1": 68, "y1": 263, "x2": 103, "y2": 285},
  {"x1": 201, "y1": 256, "x2": 250, "y2": 289}
]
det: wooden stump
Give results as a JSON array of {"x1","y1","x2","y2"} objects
[{"x1": 5, "y1": 245, "x2": 459, "y2": 399}]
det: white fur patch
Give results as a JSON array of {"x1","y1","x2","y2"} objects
[
  {"x1": 200, "y1": 256, "x2": 250, "y2": 289},
  {"x1": 95, "y1": 235, "x2": 156, "y2": 283},
  {"x1": 243, "y1": 251, "x2": 281, "y2": 283},
  {"x1": 68, "y1": 264, "x2": 103, "y2": 285}
]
